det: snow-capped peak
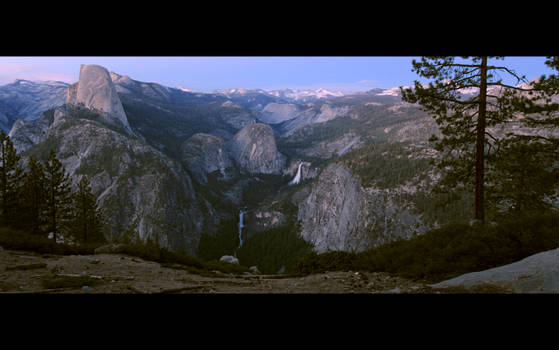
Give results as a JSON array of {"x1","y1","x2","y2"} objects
[
  {"x1": 265, "y1": 88, "x2": 344, "y2": 101},
  {"x1": 212, "y1": 87, "x2": 344, "y2": 102},
  {"x1": 175, "y1": 86, "x2": 197, "y2": 93},
  {"x1": 376, "y1": 87, "x2": 402, "y2": 96},
  {"x1": 214, "y1": 88, "x2": 253, "y2": 96}
]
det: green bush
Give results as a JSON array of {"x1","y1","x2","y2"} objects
[
  {"x1": 119, "y1": 238, "x2": 249, "y2": 276},
  {"x1": 197, "y1": 219, "x2": 240, "y2": 261},
  {"x1": 237, "y1": 223, "x2": 314, "y2": 275},
  {"x1": 0, "y1": 226, "x2": 102, "y2": 255},
  {"x1": 0, "y1": 225, "x2": 249, "y2": 276}
]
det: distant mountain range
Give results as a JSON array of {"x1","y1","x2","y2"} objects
[
  {"x1": 0, "y1": 77, "x2": 411, "y2": 133},
  {"x1": 213, "y1": 87, "x2": 345, "y2": 103},
  {"x1": 0, "y1": 79, "x2": 69, "y2": 131}
]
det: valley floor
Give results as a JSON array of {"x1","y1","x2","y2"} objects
[{"x1": 0, "y1": 246, "x2": 508, "y2": 294}]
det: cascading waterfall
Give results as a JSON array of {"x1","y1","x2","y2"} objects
[
  {"x1": 289, "y1": 162, "x2": 303, "y2": 185},
  {"x1": 237, "y1": 209, "x2": 244, "y2": 249}
]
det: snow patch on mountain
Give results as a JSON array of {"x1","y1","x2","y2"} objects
[
  {"x1": 214, "y1": 87, "x2": 345, "y2": 103},
  {"x1": 175, "y1": 86, "x2": 198, "y2": 93}
]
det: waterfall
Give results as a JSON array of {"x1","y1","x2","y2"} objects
[
  {"x1": 238, "y1": 210, "x2": 244, "y2": 249},
  {"x1": 289, "y1": 162, "x2": 303, "y2": 185}
]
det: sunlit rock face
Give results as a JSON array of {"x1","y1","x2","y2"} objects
[
  {"x1": 228, "y1": 122, "x2": 285, "y2": 175},
  {"x1": 66, "y1": 64, "x2": 133, "y2": 134},
  {"x1": 297, "y1": 162, "x2": 371, "y2": 253},
  {"x1": 259, "y1": 102, "x2": 300, "y2": 124}
]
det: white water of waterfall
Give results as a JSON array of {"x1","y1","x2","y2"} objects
[
  {"x1": 289, "y1": 163, "x2": 303, "y2": 185},
  {"x1": 238, "y1": 210, "x2": 244, "y2": 249}
]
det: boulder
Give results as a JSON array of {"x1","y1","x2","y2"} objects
[
  {"x1": 431, "y1": 247, "x2": 559, "y2": 293},
  {"x1": 219, "y1": 255, "x2": 240, "y2": 265}
]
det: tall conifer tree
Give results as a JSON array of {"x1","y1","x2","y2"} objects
[
  {"x1": 485, "y1": 56, "x2": 559, "y2": 215},
  {"x1": 44, "y1": 149, "x2": 72, "y2": 242},
  {"x1": 0, "y1": 130, "x2": 25, "y2": 227},
  {"x1": 21, "y1": 156, "x2": 47, "y2": 235},
  {"x1": 401, "y1": 56, "x2": 554, "y2": 223},
  {"x1": 70, "y1": 175, "x2": 105, "y2": 244}
]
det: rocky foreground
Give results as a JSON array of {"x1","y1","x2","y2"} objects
[{"x1": 0, "y1": 246, "x2": 515, "y2": 294}]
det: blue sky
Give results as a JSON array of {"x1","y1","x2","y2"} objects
[{"x1": 0, "y1": 56, "x2": 555, "y2": 93}]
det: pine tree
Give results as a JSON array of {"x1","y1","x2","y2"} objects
[
  {"x1": 44, "y1": 149, "x2": 73, "y2": 242},
  {"x1": 400, "y1": 56, "x2": 553, "y2": 223},
  {"x1": 485, "y1": 137, "x2": 559, "y2": 215},
  {"x1": 486, "y1": 56, "x2": 559, "y2": 215},
  {"x1": 0, "y1": 130, "x2": 25, "y2": 227},
  {"x1": 70, "y1": 175, "x2": 105, "y2": 244},
  {"x1": 20, "y1": 156, "x2": 47, "y2": 235}
]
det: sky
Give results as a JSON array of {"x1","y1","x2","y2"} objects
[{"x1": 0, "y1": 56, "x2": 555, "y2": 93}]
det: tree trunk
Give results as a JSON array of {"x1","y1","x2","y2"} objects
[
  {"x1": 51, "y1": 179, "x2": 57, "y2": 242},
  {"x1": 83, "y1": 193, "x2": 88, "y2": 243},
  {"x1": 475, "y1": 57, "x2": 488, "y2": 223},
  {"x1": 1, "y1": 139, "x2": 6, "y2": 219}
]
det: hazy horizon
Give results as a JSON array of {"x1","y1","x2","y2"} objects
[{"x1": 0, "y1": 56, "x2": 554, "y2": 93}]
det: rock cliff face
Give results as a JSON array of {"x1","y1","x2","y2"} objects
[
  {"x1": 66, "y1": 64, "x2": 133, "y2": 134},
  {"x1": 26, "y1": 105, "x2": 207, "y2": 254},
  {"x1": 258, "y1": 103, "x2": 300, "y2": 124},
  {"x1": 246, "y1": 210, "x2": 287, "y2": 236},
  {"x1": 229, "y1": 123, "x2": 285, "y2": 174},
  {"x1": 278, "y1": 102, "x2": 352, "y2": 136},
  {"x1": 297, "y1": 163, "x2": 371, "y2": 253},
  {"x1": 181, "y1": 133, "x2": 234, "y2": 184},
  {"x1": 8, "y1": 109, "x2": 54, "y2": 153},
  {"x1": 296, "y1": 162, "x2": 428, "y2": 253}
]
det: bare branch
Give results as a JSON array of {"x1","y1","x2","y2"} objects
[
  {"x1": 485, "y1": 131, "x2": 498, "y2": 143},
  {"x1": 487, "y1": 82, "x2": 532, "y2": 91},
  {"x1": 486, "y1": 65, "x2": 527, "y2": 84},
  {"x1": 420, "y1": 92, "x2": 480, "y2": 105},
  {"x1": 443, "y1": 63, "x2": 482, "y2": 68}
]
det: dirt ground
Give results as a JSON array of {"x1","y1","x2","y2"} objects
[{"x1": 0, "y1": 246, "x2": 469, "y2": 294}]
